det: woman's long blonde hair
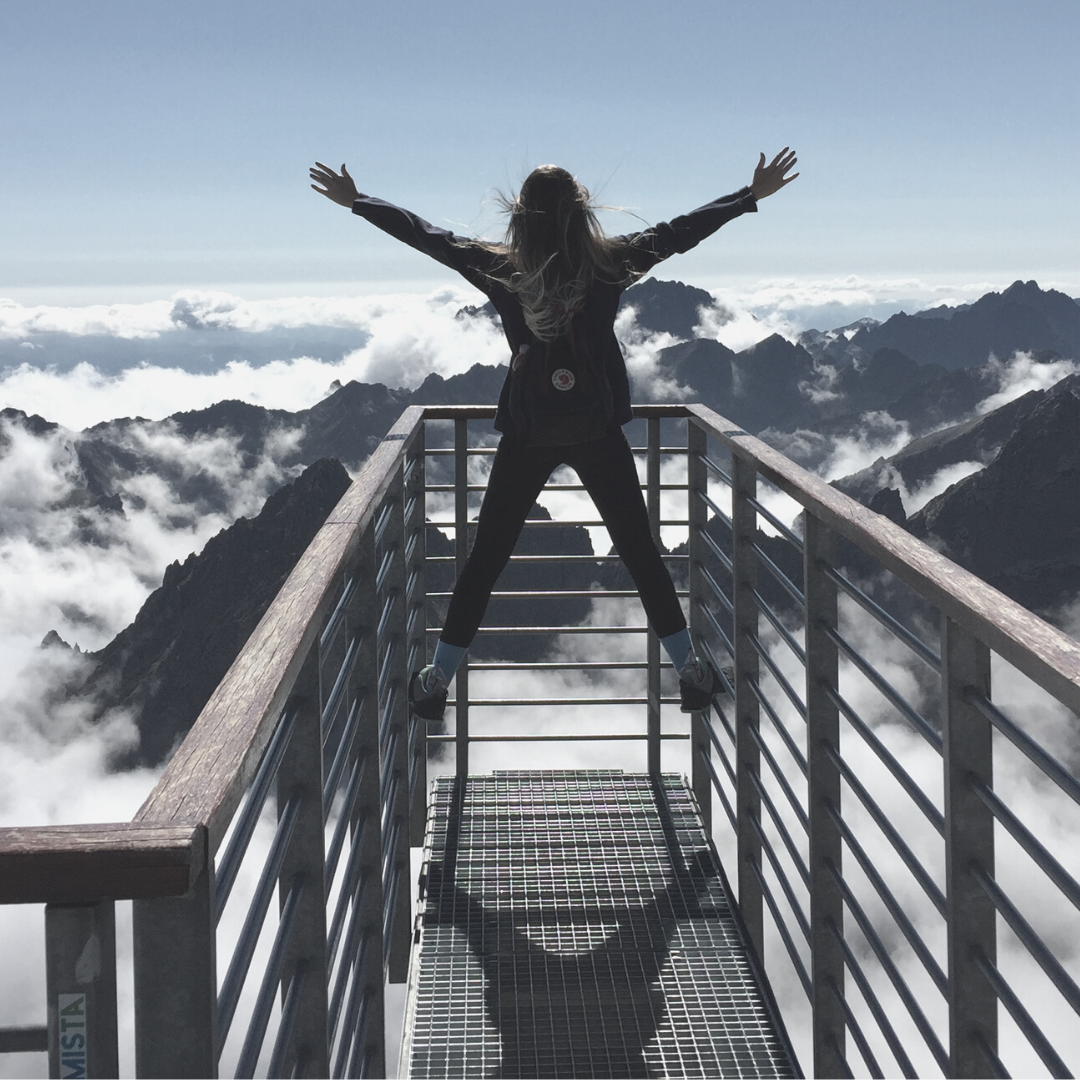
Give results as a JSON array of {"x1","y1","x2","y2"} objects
[{"x1": 473, "y1": 166, "x2": 638, "y2": 340}]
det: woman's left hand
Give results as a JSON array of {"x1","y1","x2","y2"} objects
[
  {"x1": 310, "y1": 162, "x2": 361, "y2": 207},
  {"x1": 750, "y1": 148, "x2": 799, "y2": 200}
]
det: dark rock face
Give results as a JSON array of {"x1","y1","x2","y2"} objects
[
  {"x1": 839, "y1": 280, "x2": 1080, "y2": 371},
  {"x1": 909, "y1": 380, "x2": 1080, "y2": 616},
  {"x1": 619, "y1": 279, "x2": 720, "y2": 339},
  {"x1": 84, "y1": 459, "x2": 353, "y2": 766}
]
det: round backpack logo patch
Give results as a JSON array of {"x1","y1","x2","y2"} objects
[{"x1": 551, "y1": 368, "x2": 575, "y2": 391}]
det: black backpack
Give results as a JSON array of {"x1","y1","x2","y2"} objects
[{"x1": 507, "y1": 317, "x2": 614, "y2": 446}]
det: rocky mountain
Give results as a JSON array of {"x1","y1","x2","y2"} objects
[
  {"x1": 801, "y1": 280, "x2": 1080, "y2": 371},
  {"x1": 907, "y1": 377, "x2": 1080, "y2": 616},
  {"x1": 81, "y1": 459, "x2": 353, "y2": 766},
  {"x1": 17, "y1": 277, "x2": 1080, "y2": 762}
]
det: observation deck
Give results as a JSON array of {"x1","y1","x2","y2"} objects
[{"x1": 2, "y1": 403, "x2": 1080, "y2": 1079}]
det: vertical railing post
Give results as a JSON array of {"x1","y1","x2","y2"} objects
[
  {"x1": 942, "y1": 616, "x2": 997, "y2": 1076},
  {"x1": 381, "y1": 474, "x2": 413, "y2": 984},
  {"x1": 687, "y1": 419, "x2": 711, "y2": 830},
  {"x1": 274, "y1": 648, "x2": 329, "y2": 1077},
  {"x1": 731, "y1": 452, "x2": 763, "y2": 956},
  {"x1": 46, "y1": 900, "x2": 118, "y2": 1079},
  {"x1": 804, "y1": 515, "x2": 846, "y2": 1076},
  {"x1": 646, "y1": 415, "x2": 662, "y2": 776},
  {"x1": 453, "y1": 418, "x2": 470, "y2": 778},
  {"x1": 133, "y1": 849, "x2": 218, "y2": 1078},
  {"x1": 347, "y1": 518, "x2": 387, "y2": 1079},
  {"x1": 404, "y1": 426, "x2": 428, "y2": 847}
]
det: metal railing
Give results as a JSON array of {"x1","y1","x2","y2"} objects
[{"x1": 1, "y1": 402, "x2": 1079, "y2": 1078}]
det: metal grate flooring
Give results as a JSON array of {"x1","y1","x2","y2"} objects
[{"x1": 402, "y1": 771, "x2": 798, "y2": 1079}]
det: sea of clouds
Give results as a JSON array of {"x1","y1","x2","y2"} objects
[{"x1": 1, "y1": 278, "x2": 1078, "y2": 1076}]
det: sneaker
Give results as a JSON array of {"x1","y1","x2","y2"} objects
[
  {"x1": 409, "y1": 664, "x2": 448, "y2": 722},
  {"x1": 678, "y1": 657, "x2": 722, "y2": 713}
]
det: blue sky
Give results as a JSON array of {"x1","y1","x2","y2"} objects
[{"x1": 1, "y1": 0, "x2": 1078, "y2": 302}]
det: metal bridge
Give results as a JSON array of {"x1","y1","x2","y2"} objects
[{"x1": 2, "y1": 403, "x2": 1079, "y2": 1078}]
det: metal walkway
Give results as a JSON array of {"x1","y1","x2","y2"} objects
[{"x1": 403, "y1": 771, "x2": 798, "y2": 1079}]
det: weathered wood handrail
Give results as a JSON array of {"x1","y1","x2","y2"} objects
[{"x1": 0, "y1": 824, "x2": 203, "y2": 904}]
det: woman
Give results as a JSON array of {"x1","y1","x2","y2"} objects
[{"x1": 310, "y1": 152, "x2": 798, "y2": 721}]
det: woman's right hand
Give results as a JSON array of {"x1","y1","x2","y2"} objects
[
  {"x1": 310, "y1": 162, "x2": 361, "y2": 207},
  {"x1": 750, "y1": 148, "x2": 799, "y2": 200}
]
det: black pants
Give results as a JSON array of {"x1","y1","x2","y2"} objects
[{"x1": 441, "y1": 428, "x2": 687, "y2": 647}]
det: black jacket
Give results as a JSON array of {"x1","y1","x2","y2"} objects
[{"x1": 351, "y1": 188, "x2": 757, "y2": 436}]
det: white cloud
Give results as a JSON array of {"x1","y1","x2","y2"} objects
[{"x1": 978, "y1": 350, "x2": 1080, "y2": 415}]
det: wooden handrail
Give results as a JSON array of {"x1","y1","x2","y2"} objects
[
  {"x1": 0, "y1": 823, "x2": 203, "y2": 904},
  {"x1": 135, "y1": 406, "x2": 427, "y2": 854}
]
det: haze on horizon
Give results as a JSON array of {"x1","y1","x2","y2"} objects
[{"x1": 1, "y1": 0, "x2": 1078, "y2": 306}]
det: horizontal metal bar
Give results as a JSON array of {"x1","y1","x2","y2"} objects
[
  {"x1": 747, "y1": 767, "x2": 810, "y2": 888},
  {"x1": 969, "y1": 773, "x2": 1080, "y2": 916},
  {"x1": 826, "y1": 917, "x2": 918, "y2": 1080},
  {"x1": 325, "y1": 755, "x2": 367, "y2": 892},
  {"x1": 426, "y1": 553, "x2": 688, "y2": 563},
  {"x1": 217, "y1": 793, "x2": 301, "y2": 1046},
  {"x1": 427, "y1": 589, "x2": 689, "y2": 600},
  {"x1": 429, "y1": 515, "x2": 694, "y2": 529},
  {"x1": 326, "y1": 847, "x2": 369, "y2": 995},
  {"x1": 973, "y1": 862, "x2": 1080, "y2": 1018},
  {"x1": 751, "y1": 541, "x2": 805, "y2": 607},
  {"x1": 374, "y1": 543, "x2": 397, "y2": 594},
  {"x1": 828, "y1": 975, "x2": 884, "y2": 1080},
  {"x1": 0, "y1": 1026, "x2": 47, "y2": 1054},
  {"x1": 822, "y1": 796, "x2": 948, "y2": 997},
  {"x1": 822, "y1": 740, "x2": 947, "y2": 917},
  {"x1": 746, "y1": 805, "x2": 811, "y2": 943},
  {"x1": 823, "y1": 623, "x2": 942, "y2": 752},
  {"x1": 428, "y1": 624, "x2": 649, "y2": 635},
  {"x1": 973, "y1": 948, "x2": 1070, "y2": 1078},
  {"x1": 266, "y1": 961, "x2": 307, "y2": 1080},
  {"x1": 699, "y1": 452, "x2": 733, "y2": 487},
  {"x1": 967, "y1": 689, "x2": 1080, "y2": 809},
  {"x1": 746, "y1": 674, "x2": 808, "y2": 776},
  {"x1": 824, "y1": 563, "x2": 941, "y2": 672},
  {"x1": 828, "y1": 858, "x2": 950, "y2": 1073},
  {"x1": 329, "y1": 906, "x2": 371, "y2": 1055},
  {"x1": 753, "y1": 587, "x2": 806, "y2": 665},
  {"x1": 747, "y1": 855, "x2": 812, "y2": 1000},
  {"x1": 427, "y1": 482, "x2": 688, "y2": 494},
  {"x1": 320, "y1": 576, "x2": 357, "y2": 654},
  {"x1": 697, "y1": 488, "x2": 733, "y2": 530},
  {"x1": 746, "y1": 721, "x2": 809, "y2": 833},
  {"x1": 425, "y1": 732, "x2": 689, "y2": 743},
  {"x1": 234, "y1": 873, "x2": 305, "y2": 1079},
  {"x1": 700, "y1": 527, "x2": 734, "y2": 575},
  {"x1": 215, "y1": 706, "x2": 297, "y2": 922},
  {"x1": 701, "y1": 565, "x2": 735, "y2": 616},
  {"x1": 698, "y1": 743, "x2": 738, "y2": 833},
  {"x1": 373, "y1": 499, "x2": 393, "y2": 546},
  {"x1": 321, "y1": 635, "x2": 360, "y2": 739},
  {"x1": 376, "y1": 591, "x2": 397, "y2": 645},
  {"x1": 324, "y1": 698, "x2": 363, "y2": 822},
  {"x1": 700, "y1": 600, "x2": 736, "y2": 662},
  {"x1": 446, "y1": 696, "x2": 671, "y2": 707},
  {"x1": 746, "y1": 495, "x2": 805, "y2": 552},
  {"x1": 974, "y1": 1033, "x2": 1012, "y2": 1080},
  {"x1": 467, "y1": 660, "x2": 653, "y2": 671},
  {"x1": 822, "y1": 681, "x2": 945, "y2": 836},
  {"x1": 745, "y1": 635, "x2": 808, "y2": 722}
]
